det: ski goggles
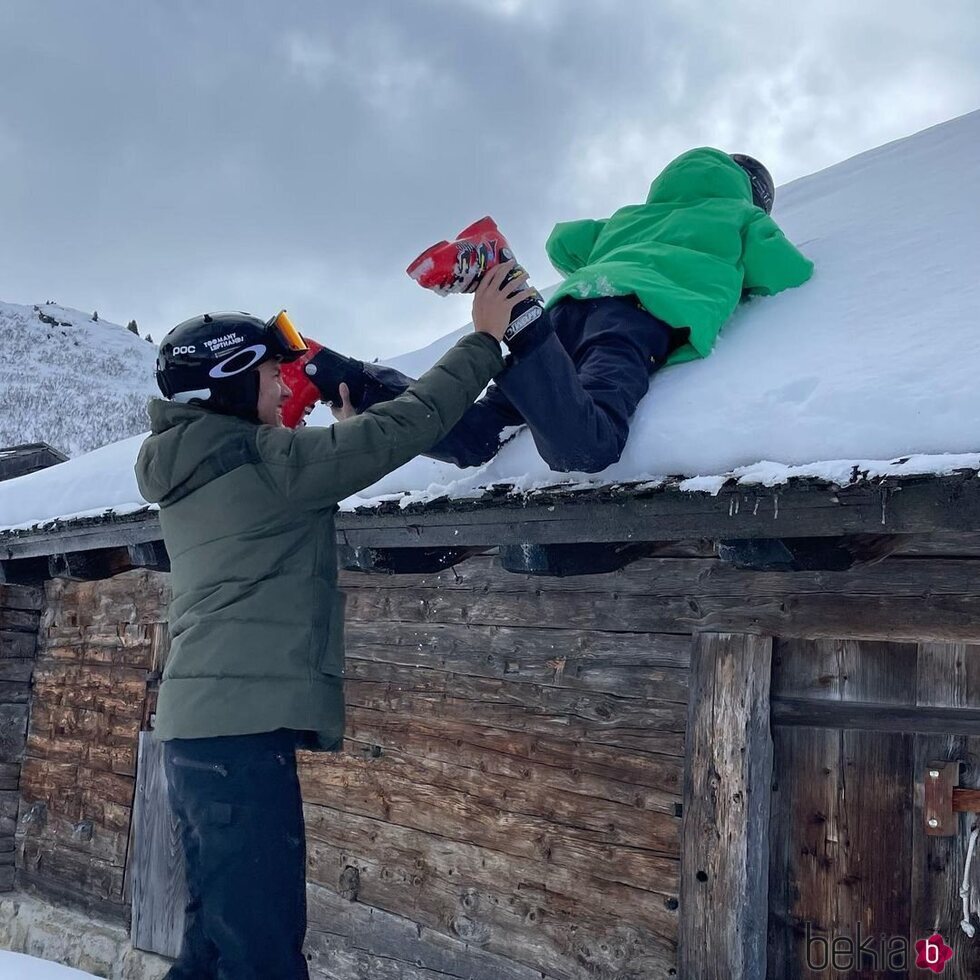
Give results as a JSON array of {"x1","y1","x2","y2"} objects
[{"x1": 265, "y1": 310, "x2": 309, "y2": 361}]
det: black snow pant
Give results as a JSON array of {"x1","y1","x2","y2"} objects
[{"x1": 163, "y1": 729, "x2": 309, "y2": 980}]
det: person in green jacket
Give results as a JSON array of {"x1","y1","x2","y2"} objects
[
  {"x1": 134, "y1": 262, "x2": 529, "y2": 980},
  {"x1": 330, "y1": 148, "x2": 814, "y2": 473}
]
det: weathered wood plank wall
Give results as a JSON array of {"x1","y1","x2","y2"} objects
[
  {"x1": 0, "y1": 583, "x2": 43, "y2": 891},
  {"x1": 302, "y1": 556, "x2": 690, "y2": 980},
  {"x1": 12, "y1": 540, "x2": 980, "y2": 978},
  {"x1": 15, "y1": 572, "x2": 167, "y2": 920}
]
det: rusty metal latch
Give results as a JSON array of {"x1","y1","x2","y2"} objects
[{"x1": 924, "y1": 762, "x2": 980, "y2": 836}]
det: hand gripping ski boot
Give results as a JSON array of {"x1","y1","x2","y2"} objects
[
  {"x1": 406, "y1": 216, "x2": 544, "y2": 346},
  {"x1": 281, "y1": 338, "x2": 408, "y2": 427}
]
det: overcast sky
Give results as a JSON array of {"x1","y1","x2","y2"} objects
[{"x1": 1, "y1": 1, "x2": 977, "y2": 359}]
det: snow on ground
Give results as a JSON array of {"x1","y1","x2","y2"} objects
[
  {"x1": 0, "y1": 110, "x2": 978, "y2": 532},
  {"x1": 0, "y1": 951, "x2": 95, "y2": 979}
]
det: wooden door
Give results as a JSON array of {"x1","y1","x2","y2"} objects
[{"x1": 768, "y1": 638, "x2": 980, "y2": 978}]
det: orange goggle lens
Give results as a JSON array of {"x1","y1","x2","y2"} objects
[{"x1": 270, "y1": 310, "x2": 308, "y2": 354}]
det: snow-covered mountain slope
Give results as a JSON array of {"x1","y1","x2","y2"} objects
[
  {"x1": 0, "y1": 301, "x2": 158, "y2": 457},
  {"x1": 1, "y1": 109, "x2": 979, "y2": 531}
]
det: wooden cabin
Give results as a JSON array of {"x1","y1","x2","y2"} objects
[
  {"x1": 0, "y1": 444, "x2": 68, "y2": 484},
  {"x1": 2, "y1": 467, "x2": 980, "y2": 978}
]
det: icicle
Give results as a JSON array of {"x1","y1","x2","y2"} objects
[{"x1": 960, "y1": 824, "x2": 979, "y2": 938}]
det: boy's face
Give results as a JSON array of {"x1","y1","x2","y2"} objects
[{"x1": 256, "y1": 359, "x2": 291, "y2": 427}]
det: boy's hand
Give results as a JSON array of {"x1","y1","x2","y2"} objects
[
  {"x1": 472, "y1": 260, "x2": 531, "y2": 343},
  {"x1": 328, "y1": 383, "x2": 356, "y2": 421}
]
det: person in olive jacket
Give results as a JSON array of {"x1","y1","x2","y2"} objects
[{"x1": 134, "y1": 262, "x2": 528, "y2": 980}]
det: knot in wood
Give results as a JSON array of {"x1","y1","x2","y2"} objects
[
  {"x1": 338, "y1": 865, "x2": 360, "y2": 902},
  {"x1": 22, "y1": 802, "x2": 47, "y2": 832},
  {"x1": 71, "y1": 820, "x2": 93, "y2": 843},
  {"x1": 449, "y1": 914, "x2": 490, "y2": 944}
]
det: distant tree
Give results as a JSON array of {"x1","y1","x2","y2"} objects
[
  {"x1": 92, "y1": 311, "x2": 99, "y2": 322},
  {"x1": 127, "y1": 320, "x2": 139, "y2": 336},
  {"x1": 145, "y1": 334, "x2": 154, "y2": 343}
]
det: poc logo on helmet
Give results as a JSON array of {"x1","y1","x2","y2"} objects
[{"x1": 172, "y1": 345, "x2": 197, "y2": 355}]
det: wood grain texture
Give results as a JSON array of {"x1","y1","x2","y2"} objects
[
  {"x1": 678, "y1": 632, "x2": 773, "y2": 980},
  {"x1": 306, "y1": 881, "x2": 557, "y2": 980},
  {"x1": 14, "y1": 571, "x2": 169, "y2": 914},
  {"x1": 909, "y1": 643, "x2": 980, "y2": 979},
  {"x1": 304, "y1": 803, "x2": 677, "y2": 980},
  {"x1": 130, "y1": 732, "x2": 186, "y2": 958}
]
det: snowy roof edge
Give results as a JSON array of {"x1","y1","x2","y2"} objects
[{"x1": 2, "y1": 467, "x2": 979, "y2": 561}]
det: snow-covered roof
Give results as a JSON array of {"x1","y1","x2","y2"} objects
[{"x1": 1, "y1": 110, "x2": 979, "y2": 536}]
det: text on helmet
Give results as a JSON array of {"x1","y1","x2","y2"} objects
[{"x1": 202, "y1": 333, "x2": 245, "y2": 353}]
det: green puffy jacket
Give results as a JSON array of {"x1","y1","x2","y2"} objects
[
  {"x1": 545, "y1": 147, "x2": 814, "y2": 364},
  {"x1": 134, "y1": 333, "x2": 503, "y2": 749}
]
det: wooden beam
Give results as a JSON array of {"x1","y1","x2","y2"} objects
[
  {"x1": 2, "y1": 471, "x2": 980, "y2": 560},
  {"x1": 126, "y1": 541, "x2": 170, "y2": 573},
  {"x1": 772, "y1": 697, "x2": 980, "y2": 735},
  {"x1": 0, "y1": 512, "x2": 163, "y2": 561},
  {"x1": 0, "y1": 444, "x2": 67, "y2": 482},
  {"x1": 335, "y1": 473, "x2": 980, "y2": 549},
  {"x1": 679, "y1": 632, "x2": 773, "y2": 980},
  {"x1": 306, "y1": 881, "x2": 561, "y2": 980},
  {"x1": 130, "y1": 731, "x2": 186, "y2": 958}
]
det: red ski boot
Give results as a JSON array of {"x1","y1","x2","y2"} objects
[
  {"x1": 407, "y1": 216, "x2": 544, "y2": 345},
  {"x1": 281, "y1": 338, "x2": 368, "y2": 427},
  {"x1": 280, "y1": 338, "x2": 325, "y2": 428}
]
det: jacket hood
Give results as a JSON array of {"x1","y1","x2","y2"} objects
[
  {"x1": 645, "y1": 147, "x2": 752, "y2": 208},
  {"x1": 135, "y1": 398, "x2": 257, "y2": 506}
]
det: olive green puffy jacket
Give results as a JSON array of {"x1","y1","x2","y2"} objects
[
  {"x1": 134, "y1": 333, "x2": 503, "y2": 749},
  {"x1": 546, "y1": 147, "x2": 814, "y2": 365}
]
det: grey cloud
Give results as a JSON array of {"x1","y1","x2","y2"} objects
[{"x1": 0, "y1": 0, "x2": 977, "y2": 360}]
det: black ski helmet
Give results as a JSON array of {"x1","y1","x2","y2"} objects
[
  {"x1": 155, "y1": 311, "x2": 308, "y2": 421},
  {"x1": 730, "y1": 154, "x2": 775, "y2": 214}
]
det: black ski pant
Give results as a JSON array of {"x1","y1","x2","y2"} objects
[
  {"x1": 163, "y1": 729, "x2": 309, "y2": 980},
  {"x1": 358, "y1": 296, "x2": 675, "y2": 473}
]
